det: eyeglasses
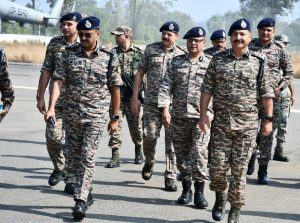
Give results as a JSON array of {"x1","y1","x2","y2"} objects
[
  {"x1": 187, "y1": 38, "x2": 205, "y2": 44},
  {"x1": 79, "y1": 32, "x2": 94, "y2": 38}
]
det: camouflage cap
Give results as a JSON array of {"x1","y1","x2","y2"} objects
[
  {"x1": 111, "y1": 26, "x2": 132, "y2": 36},
  {"x1": 275, "y1": 34, "x2": 290, "y2": 43}
]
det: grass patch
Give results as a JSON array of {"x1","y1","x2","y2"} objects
[{"x1": 291, "y1": 53, "x2": 300, "y2": 79}]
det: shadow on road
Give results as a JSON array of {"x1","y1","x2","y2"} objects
[{"x1": 0, "y1": 138, "x2": 45, "y2": 145}]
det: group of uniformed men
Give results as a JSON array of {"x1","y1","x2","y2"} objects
[{"x1": 0, "y1": 10, "x2": 295, "y2": 223}]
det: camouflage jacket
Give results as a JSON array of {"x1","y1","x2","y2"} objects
[
  {"x1": 249, "y1": 39, "x2": 294, "y2": 90},
  {"x1": 53, "y1": 44, "x2": 122, "y2": 120},
  {"x1": 204, "y1": 47, "x2": 225, "y2": 56},
  {"x1": 113, "y1": 44, "x2": 143, "y2": 98},
  {"x1": 158, "y1": 53, "x2": 212, "y2": 118},
  {"x1": 0, "y1": 49, "x2": 14, "y2": 105},
  {"x1": 138, "y1": 41, "x2": 186, "y2": 104},
  {"x1": 41, "y1": 35, "x2": 80, "y2": 107},
  {"x1": 201, "y1": 49, "x2": 274, "y2": 131}
]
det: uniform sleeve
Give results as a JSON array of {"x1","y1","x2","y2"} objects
[
  {"x1": 107, "y1": 53, "x2": 123, "y2": 87},
  {"x1": 201, "y1": 59, "x2": 215, "y2": 95},
  {"x1": 158, "y1": 60, "x2": 174, "y2": 108},
  {"x1": 137, "y1": 46, "x2": 149, "y2": 73},
  {"x1": 259, "y1": 60, "x2": 275, "y2": 98},
  {"x1": 279, "y1": 48, "x2": 294, "y2": 89},
  {"x1": 41, "y1": 43, "x2": 55, "y2": 73},
  {"x1": 0, "y1": 50, "x2": 15, "y2": 104},
  {"x1": 52, "y1": 51, "x2": 67, "y2": 81}
]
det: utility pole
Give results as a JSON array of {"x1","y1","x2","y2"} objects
[{"x1": 132, "y1": 0, "x2": 136, "y2": 39}]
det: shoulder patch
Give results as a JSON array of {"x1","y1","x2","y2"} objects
[{"x1": 273, "y1": 40, "x2": 285, "y2": 48}]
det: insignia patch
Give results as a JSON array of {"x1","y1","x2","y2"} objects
[
  {"x1": 85, "y1": 20, "x2": 92, "y2": 28},
  {"x1": 199, "y1": 28, "x2": 203, "y2": 36},
  {"x1": 241, "y1": 20, "x2": 247, "y2": 28},
  {"x1": 222, "y1": 31, "x2": 225, "y2": 37},
  {"x1": 169, "y1": 23, "x2": 174, "y2": 31}
]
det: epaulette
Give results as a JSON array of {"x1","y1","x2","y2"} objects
[
  {"x1": 204, "y1": 54, "x2": 213, "y2": 59},
  {"x1": 145, "y1": 42, "x2": 161, "y2": 49},
  {"x1": 100, "y1": 46, "x2": 113, "y2": 55},
  {"x1": 175, "y1": 44, "x2": 187, "y2": 53},
  {"x1": 48, "y1": 35, "x2": 63, "y2": 44},
  {"x1": 132, "y1": 44, "x2": 144, "y2": 52},
  {"x1": 65, "y1": 44, "x2": 80, "y2": 52},
  {"x1": 250, "y1": 51, "x2": 266, "y2": 61},
  {"x1": 273, "y1": 40, "x2": 285, "y2": 48}
]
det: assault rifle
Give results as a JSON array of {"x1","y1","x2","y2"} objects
[{"x1": 121, "y1": 74, "x2": 144, "y2": 104}]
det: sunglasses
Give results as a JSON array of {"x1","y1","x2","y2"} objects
[{"x1": 79, "y1": 32, "x2": 94, "y2": 38}]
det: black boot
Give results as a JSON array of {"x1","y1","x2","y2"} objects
[
  {"x1": 177, "y1": 180, "x2": 192, "y2": 204},
  {"x1": 273, "y1": 143, "x2": 289, "y2": 162},
  {"x1": 257, "y1": 165, "x2": 269, "y2": 185},
  {"x1": 72, "y1": 200, "x2": 86, "y2": 220},
  {"x1": 134, "y1": 145, "x2": 143, "y2": 164},
  {"x1": 48, "y1": 169, "x2": 63, "y2": 186},
  {"x1": 212, "y1": 192, "x2": 227, "y2": 221},
  {"x1": 228, "y1": 207, "x2": 240, "y2": 223},
  {"x1": 105, "y1": 148, "x2": 120, "y2": 168},
  {"x1": 142, "y1": 163, "x2": 153, "y2": 180},
  {"x1": 64, "y1": 182, "x2": 75, "y2": 195},
  {"x1": 86, "y1": 192, "x2": 94, "y2": 208},
  {"x1": 165, "y1": 178, "x2": 177, "y2": 192},
  {"x1": 246, "y1": 152, "x2": 257, "y2": 175},
  {"x1": 194, "y1": 181, "x2": 208, "y2": 209}
]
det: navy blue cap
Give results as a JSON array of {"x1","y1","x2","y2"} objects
[
  {"x1": 159, "y1": 21, "x2": 179, "y2": 33},
  {"x1": 183, "y1": 27, "x2": 206, "y2": 39},
  {"x1": 257, "y1": 18, "x2": 276, "y2": 29},
  {"x1": 76, "y1": 16, "x2": 100, "y2": 30},
  {"x1": 60, "y1": 12, "x2": 82, "y2": 23},
  {"x1": 210, "y1": 29, "x2": 226, "y2": 40},
  {"x1": 228, "y1": 18, "x2": 251, "y2": 36}
]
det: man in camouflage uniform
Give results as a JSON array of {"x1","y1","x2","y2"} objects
[
  {"x1": 132, "y1": 21, "x2": 186, "y2": 191},
  {"x1": 204, "y1": 29, "x2": 227, "y2": 56},
  {"x1": 0, "y1": 49, "x2": 14, "y2": 122},
  {"x1": 273, "y1": 34, "x2": 296, "y2": 162},
  {"x1": 247, "y1": 18, "x2": 294, "y2": 184},
  {"x1": 36, "y1": 12, "x2": 82, "y2": 189},
  {"x1": 105, "y1": 26, "x2": 143, "y2": 168},
  {"x1": 45, "y1": 16, "x2": 122, "y2": 220},
  {"x1": 199, "y1": 19, "x2": 274, "y2": 223},
  {"x1": 158, "y1": 27, "x2": 212, "y2": 209}
]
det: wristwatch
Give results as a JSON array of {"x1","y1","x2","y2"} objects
[
  {"x1": 264, "y1": 116, "x2": 273, "y2": 122},
  {"x1": 111, "y1": 115, "x2": 120, "y2": 120}
]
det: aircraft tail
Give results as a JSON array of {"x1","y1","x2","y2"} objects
[{"x1": 45, "y1": 0, "x2": 64, "y2": 26}]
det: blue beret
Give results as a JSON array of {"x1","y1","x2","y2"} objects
[
  {"x1": 77, "y1": 16, "x2": 100, "y2": 30},
  {"x1": 183, "y1": 27, "x2": 206, "y2": 39},
  {"x1": 159, "y1": 21, "x2": 179, "y2": 33},
  {"x1": 210, "y1": 29, "x2": 226, "y2": 40},
  {"x1": 60, "y1": 12, "x2": 82, "y2": 23},
  {"x1": 228, "y1": 18, "x2": 251, "y2": 36},
  {"x1": 257, "y1": 18, "x2": 276, "y2": 29}
]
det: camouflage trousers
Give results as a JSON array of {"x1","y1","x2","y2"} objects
[
  {"x1": 108, "y1": 100, "x2": 143, "y2": 149},
  {"x1": 64, "y1": 116, "x2": 107, "y2": 203},
  {"x1": 172, "y1": 117, "x2": 209, "y2": 182},
  {"x1": 209, "y1": 125, "x2": 256, "y2": 208},
  {"x1": 45, "y1": 106, "x2": 69, "y2": 172},
  {"x1": 143, "y1": 103, "x2": 176, "y2": 179},
  {"x1": 258, "y1": 100, "x2": 281, "y2": 165},
  {"x1": 276, "y1": 88, "x2": 291, "y2": 145}
]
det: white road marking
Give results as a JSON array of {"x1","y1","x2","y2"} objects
[{"x1": 13, "y1": 86, "x2": 38, "y2": 90}]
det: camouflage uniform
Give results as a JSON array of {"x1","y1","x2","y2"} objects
[
  {"x1": 138, "y1": 42, "x2": 186, "y2": 180},
  {"x1": 204, "y1": 47, "x2": 224, "y2": 56},
  {"x1": 158, "y1": 53, "x2": 212, "y2": 182},
  {"x1": 108, "y1": 44, "x2": 143, "y2": 151},
  {"x1": 0, "y1": 49, "x2": 14, "y2": 114},
  {"x1": 201, "y1": 49, "x2": 274, "y2": 208},
  {"x1": 249, "y1": 39, "x2": 293, "y2": 165},
  {"x1": 41, "y1": 36, "x2": 79, "y2": 173},
  {"x1": 53, "y1": 45, "x2": 122, "y2": 202}
]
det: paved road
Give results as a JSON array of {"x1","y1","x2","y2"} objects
[{"x1": 0, "y1": 63, "x2": 299, "y2": 223}]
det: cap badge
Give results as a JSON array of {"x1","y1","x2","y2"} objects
[
  {"x1": 72, "y1": 15, "x2": 76, "y2": 20},
  {"x1": 241, "y1": 20, "x2": 247, "y2": 28},
  {"x1": 169, "y1": 23, "x2": 174, "y2": 31},
  {"x1": 85, "y1": 20, "x2": 92, "y2": 28},
  {"x1": 222, "y1": 31, "x2": 225, "y2": 37},
  {"x1": 199, "y1": 28, "x2": 203, "y2": 35}
]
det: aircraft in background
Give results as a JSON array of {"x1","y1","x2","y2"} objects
[{"x1": 0, "y1": 0, "x2": 64, "y2": 32}]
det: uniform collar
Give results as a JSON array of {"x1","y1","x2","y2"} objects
[{"x1": 228, "y1": 48, "x2": 250, "y2": 59}]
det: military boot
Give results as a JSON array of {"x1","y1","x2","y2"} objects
[
  {"x1": 246, "y1": 152, "x2": 257, "y2": 175},
  {"x1": 194, "y1": 181, "x2": 208, "y2": 209},
  {"x1": 134, "y1": 145, "x2": 143, "y2": 164},
  {"x1": 165, "y1": 178, "x2": 177, "y2": 191},
  {"x1": 177, "y1": 180, "x2": 192, "y2": 204},
  {"x1": 48, "y1": 169, "x2": 63, "y2": 186},
  {"x1": 142, "y1": 163, "x2": 153, "y2": 180},
  {"x1": 72, "y1": 200, "x2": 87, "y2": 220},
  {"x1": 212, "y1": 192, "x2": 227, "y2": 221},
  {"x1": 105, "y1": 148, "x2": 120, "y2": 168},
  {"x1": 273, "y1": 143, "x2": 289, "y2": 162},
  {"x1": 257, "y1": 165, "x2": 269, "y2": 185},
  {"x1": 228, "y1": 207, "x2": 240, "y2": 223}
]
